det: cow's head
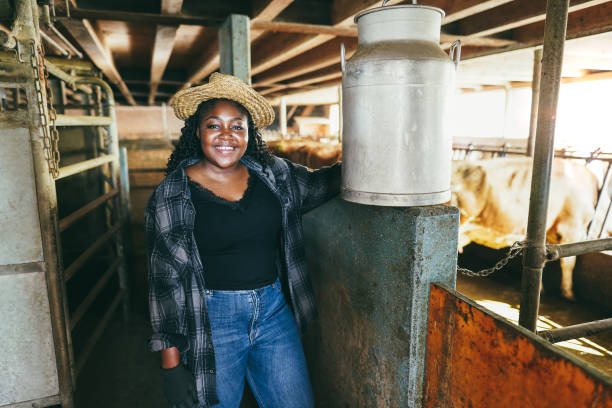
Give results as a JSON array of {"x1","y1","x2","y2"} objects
[{"x1": 450, "y1": 162, "x2": 488, "y2": 226}]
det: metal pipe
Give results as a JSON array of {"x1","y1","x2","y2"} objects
[
  {"x1": 56, "y1": 153, "x2": 114, "y2": 179},
  {"x1": 17, "y1": 12, "x2": 75, "y2": 406},
  {"x1": 63, "y1": 223, "x2": 122, "y2": 281},
  {"x1": 59, "y1": 188, "x2": 119, "y2": 231},
  {"x1": 76, "y1": 290, "x2": 124, "y2": 375},
  {"x1": 44, "y1": 59, "x2": 92, "y2": 94},
  {"x1": 538, "y1": 318, "x2": 612, "y2": 343},
  {"x1": 48, "y1": 24, "x2": 83, "y2": 59},
  {"x1": 527, "y1": 48, "x2": 542, "y2": 157},
  {"x1": 118, "y1": 147, "x2": 131, "y2": 322},
  {"x1": 600, "y1": 200, "x2": 612, "y2": 238},
  {"x1": 546, "y1": 238, "x2": 612, "y2": 261},
  {"x1": 452, "y1": 144, "x2": 612, "y2": 161},
  {"x1": 39, "y1": 29, "x2": 70, "y2": 56},
  {"x1": 69, "y1": 258, "x2": 121, "y2": 330},
  {"x1": 73, "y1": 76, "x2": 130, "y2": 323},
  {"x1": 55, "y1": 114, "x2": 112, "y2": 126},
  {"x1": 46, "y1": 55, "x2": 95, "y2": 72},
  {"x1": 588, "y1": 162, "x2": 612, "y2": 238},
  {"x1": 518, "y1": 0, "x2": 570, "y2": 332}
]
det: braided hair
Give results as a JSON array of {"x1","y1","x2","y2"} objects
[{"x1": 166, "y1": 98, "x2": 273, "y2": 174}]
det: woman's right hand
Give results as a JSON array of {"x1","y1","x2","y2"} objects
[{"x1": 161, "y1": 363, "x2": 198, "y2": 408}]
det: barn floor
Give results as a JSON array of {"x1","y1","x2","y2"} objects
[{"x1": 73, "y1": 303, "x2": 260, "y2": 407}]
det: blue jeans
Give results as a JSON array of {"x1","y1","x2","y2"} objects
[{"x1": 204, "y1": 279, "x2": 314, "y2": 408}]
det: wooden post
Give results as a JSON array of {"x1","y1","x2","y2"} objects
[
  {"x1": 219, "y1": 14, "x2": 251, "y2": 84},
  {"x1": 527, "y1": 48, "x2": 543, "y2": 157}
]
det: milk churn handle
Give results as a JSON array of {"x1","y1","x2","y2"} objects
[
  {"x1": 450, "y1": 40, "x2": 462, "y2": 67},
  {"x1": 340, "y1": 43, "x2": 346, "y2": 73}
]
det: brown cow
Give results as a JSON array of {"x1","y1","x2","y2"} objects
[
  {"x1": 268, "y1": 138, "x2": 341, "y2": 169},
  {"x1": 451, "y1": 158, "x2": 598, "y2": 300}
]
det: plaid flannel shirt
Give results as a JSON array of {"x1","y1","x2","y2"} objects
[{"x1": 145, "y1": 154, "x2": 341, "y2": 407}]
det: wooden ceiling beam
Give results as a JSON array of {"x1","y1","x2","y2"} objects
[
  {"x1": 58, "y1": 18, "x2": 136, "y2": 105},
  {"x1": 252, "y1": 0, "x2": 294, "y2": 22},
  {"x1": 253, "y1": 0, "x2": 514, "y2": 78},
  {"x1": 267, "y1": 78, "x2": 342, "y2": 100},
  {"x1": 251, "y1": 0, "x2": 295, "y2": 44},
  {"x1": 181, "y1": 0, "x2": 294, "y2": 90},
  {"x1": 183, "y1": 42, "x2": 220, "y2": 88},
  {"x1": 251, "y1": 0, "x2": 363, "y2": 77},
  {"x1": 252, "y1": 33, "x2": 335, "y2": 76},
  {"x1": 148, "y1": 0, "x2": 184, "y2": 105},
  {"x1": 459, "y1": 1, "x2": 612, "y2": 60},
  {"x1": 434, "y1": 0, "x2": 515, "y2": 24},
  {"x1": 259, "y1": 64, "x2": 342, "y2": 95},
  {"x1": 458, "y1": 0, "x2": 611, "y2": 38},
  {"x1": 65, "y1": 8, "x2": 223, "y2": 26},
  {"x1": 440, "y1": 32, "x2": 518, "y2": 49},
  {"x1": 513, "y1": 1, "x2": 612, "y2": 43},
  {"x1": 252, "y1": 30, "x2": 512, "y2": 85},
  {"x1": 250, "y1": 21, "x2": 357, "y2": 37},
  {"x1": 253, "y1": 37, "x2": 357, "y2": 85},
  {"x1": 330, "y1": 0, "x2": 514, "y2": 26}
]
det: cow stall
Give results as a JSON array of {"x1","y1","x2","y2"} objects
[{"x1": 299, "y1": 0, "x2": 612, "y2": 406}]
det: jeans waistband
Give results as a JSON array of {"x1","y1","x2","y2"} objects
[{"x1": 203, "y1": 278, "x2": 281, "y2": 295}]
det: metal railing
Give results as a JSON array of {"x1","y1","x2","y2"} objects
[
  {"x1": 511, "y1": 0, "x2": 612, "y2": 342},
  {"x1": 52, "y1": 74, "x2": 131, "y2": 379},
  {"x1": 452, "y1": 144, "x2": 612, "y2": 240}
]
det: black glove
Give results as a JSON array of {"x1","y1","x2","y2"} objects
[{"x1": 161, "y1": 363, "x2": 198, "y2": 408}]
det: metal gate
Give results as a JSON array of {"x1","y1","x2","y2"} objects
[{"x1": 0, "y1": 1, "x2": 130, "y2": 406}]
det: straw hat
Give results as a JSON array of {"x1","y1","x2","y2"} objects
[{"x1": 170, "y1": 72, "x2": 275, "y2": 129}]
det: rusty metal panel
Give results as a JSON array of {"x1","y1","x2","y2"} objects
[
  {"x1": 0, "y1": 127, "x2": 44, "y2": 265},
  {"x1": 302, "y1": 198, "x2": 459, "y2": 407},
  {"x1": 424, "y1": 284, "x2": 612, "y2": 408}
]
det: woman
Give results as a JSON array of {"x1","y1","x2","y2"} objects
[{"x1": 145, "y1": 73, "x2": 341, "y2": 408}]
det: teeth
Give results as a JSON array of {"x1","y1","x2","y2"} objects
[{"x1": 216, "y1": 146, "x2": 234, "y2": 151}]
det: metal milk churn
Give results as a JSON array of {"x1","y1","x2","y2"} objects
[{"x1": 340, "y1": 2, "x2": 461, "y2": 206}]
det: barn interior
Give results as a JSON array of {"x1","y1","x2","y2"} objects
[{"x1": 1, "y1": 0, "x2": 612, "y2": 407}]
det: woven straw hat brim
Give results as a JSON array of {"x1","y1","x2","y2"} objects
[{"x1": 170, "y1": 73, "x2": 275, "y2": 129}]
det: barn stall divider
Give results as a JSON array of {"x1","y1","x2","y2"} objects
[{"x1": 0, "y1": 1, "x2": 130, "y2": 406}]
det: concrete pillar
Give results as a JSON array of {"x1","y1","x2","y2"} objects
[
  {"x1": 279, "y1": 96, "x2": 287, "y2": 138},
  {"x1": 303, "y1": 199, "x2": 459, "y2": 407},
  {"x1": 218, "y1": 14, "x2": 251, "y2": 84}
]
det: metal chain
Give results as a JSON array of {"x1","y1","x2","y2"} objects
[
  {"x1": 457, "y1": 241, "x2": 528, "y2": 277},
  {"x1": 30, "y1": 41, "x2": 60, "y2": 178}
]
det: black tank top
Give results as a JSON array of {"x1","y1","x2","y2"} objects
[{"x1": 188, "y1": 171, "x2": 282, "y2": 290}]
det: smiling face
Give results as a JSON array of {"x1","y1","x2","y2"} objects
[{"x1": 197, "y1": 99, "x2": 249, "y2": 170}]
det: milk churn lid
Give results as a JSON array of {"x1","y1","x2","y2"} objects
[{"x1": 354, "y1": 4, "x2": 445, "y2": 23}]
